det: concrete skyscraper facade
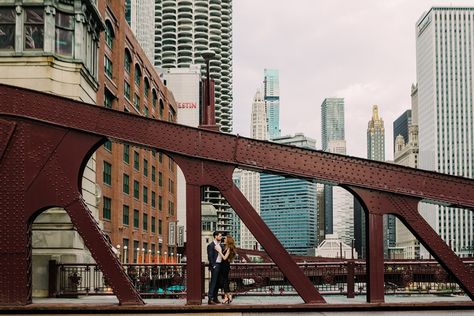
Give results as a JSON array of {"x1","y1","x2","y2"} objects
[
  {"x1": 154, "y1": 0, "x2": 234, "y2": 233},
  {"x1": 125, "y1": 0, "x2": 155, "y2": 63},
  {"x1": 154, "y1": 0, "x2": 233, "y2": 133},
  {"x1": 321, "y1": 98, "x2": 346, "y2": 236},
  {"x1": 237, "y1": 90, "x2": 267, "y2": 249},
  {"x1": 264, "y1": 69, "x2": 280, "y2": 139},
  {"x1": 321, "y1": 98, "x2": 345, "y2": 152},
  {"x1": 367, "y1": 105, "x2": 385, "y2": 161},
  {"x1": 417, "y1": 7, "x2": 474, "y2": 257},
  {"x1": 260, "y1": 134, "x2": 318, "y2": 255}
]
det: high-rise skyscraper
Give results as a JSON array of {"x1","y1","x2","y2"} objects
[
  {"x1": 367, "y1": 105, "x2": 385, "y2": 161},
  {"x1": 321, "y1": 98, "x2": 345, "y2": 152},
  {"x1": 154, "y1": 0, "x2": 233, "y2": 133},
  {"x1": 393, "y1": 110, "x2": 412, "y2": 151},
  {"x1": 416, "y1": 7, "x2": 474, "y2": 257},
  {"x1": 264, "y1": 69, "x2": 280, "y2": 139},
  {"x1": 236, "y1": 90, "x2": 267, "y2": 249},
  {"x1": 154, "y1": 0, "x2": 234, "y2": 233},
  {"x1": 125, "y1": 0, "x2": 155, "y2": 62},
  {"x1": 260, "y1": 134, "x2": 318, "y2": 255},
  {"x1": 321, "y1": 98, "x2": 345, "y2": 236}
]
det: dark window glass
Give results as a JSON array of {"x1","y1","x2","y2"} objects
[
  {"x1": 103, "y1": 161, "x2": 112, "y2": 185},
  {"x1": 123, "y1": 205, "x2": 129, "y2": 225},
  {"x1": 133, "y1": 209, "x2": 139, "y2": 228},
  {"x1": 24, "y1": 8, "x2": 44, "y2": 50},
  {"x1": 135, "y1": 64, "x2": 141, "y2": 86},
  {"x1": 104, "y1": 89, "x2": 114, "y2": 108},
  {"x1": 103, "y1": 197, "x2": 111, "y2": 220},
  {"x1": 143, "y1": 213, "x2": 148, "y2": 231},
  {"x1": 104, "y1": 140, "x2": 112, "y2": 151},
  {"x1": 151, "y1": 191, "x2": 156, "y2": 208},
  {"x1": 123, "y1": 174, "x2": 129, "y2": 194},
  {"x1": 104, "y1": 56, "x2": 113, "y2": 78},
  {"x1": 151, "y1": 166, "x2": 156, "y2": 182},
  {"x1": 134, "y1": 151, "x2": 139, "y2": 170},
  {"x1": 158, "y1": 195, "x2": 162, "y2": 211},
  {"x1": 124, "y1": 50, "x2": 131, "y2": 73},
  {"x1": 158, "y1": 219, "x2": 162, "y2": 234},
  {"x1": 158, "y1": 172, "x2": 163, "y2": 187},
  {"x1": 151, "y1": 216, "x2": 156, "y2": 233},
  {"x1": 143, "y1": 159, "x2": 148, "y2": 176},
  {"x1": 0, "y1": 8, "x2": 15, "y2": 50},
  {"x1": 144, "y1": 79, "x2": 150, "y2": 97},
  {"x1": 143, "y1": 186, "x2": 148, "y2": 203},
  {"x1": 105, "y1": 21, "x2": 114, "y2": 48},
  {"x1": 55, "y1": 11, "x2": 74, "y2": 56},
  {"x1": 133, "y1": 180, "x2": 139, "y2": 199},
  {"x1": 152, "y1": 90, "x2": 157, "y2": 109},
  {"x1": 123, "y1": 144, "x2": 130, "y2": 163},
  {"x1": 124, "y1": 81, "x2": 131, "y2": 99},
  {"x1": 133, "y1": 93, "x2": 140, "y2": 109},
  {"x1": 159, "y1": 99, "x2": 164, "y2": 118}
]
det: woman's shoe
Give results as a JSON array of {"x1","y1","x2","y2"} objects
[
  {"x1": 227, "y1": 294, "x2": 233, "y2": 303},
  {"x1": 222, "y1": 295, "x2": 229, "y2": 304}
]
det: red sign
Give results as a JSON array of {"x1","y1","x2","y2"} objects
[{"x1": 177, "y1": 102, "x2": 197, "y2": 109}]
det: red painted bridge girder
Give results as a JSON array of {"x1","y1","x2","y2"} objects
[{"x1": 0, "y1": 84, "x2": 473, "y2": 306}]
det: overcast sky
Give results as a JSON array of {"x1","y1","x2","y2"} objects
[{"x1": 232, "y1": 0, "x2": 472, "y2": 160}]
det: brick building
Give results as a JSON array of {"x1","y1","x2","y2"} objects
[{"x1": 95, "y1": 0, "x2": 178, "y2": 264}]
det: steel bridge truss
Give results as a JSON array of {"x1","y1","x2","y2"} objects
[{"x1": 0, "y1": 84, "x2": 473, "y2": 306}]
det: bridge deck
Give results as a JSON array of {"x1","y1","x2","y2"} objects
[{"x1": 3, "y1": 295, "x2": 473, "y2": 314}]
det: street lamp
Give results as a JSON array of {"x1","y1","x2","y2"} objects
[{"x1": 123, "y1": 245, "x2": 128, "y2": 263}]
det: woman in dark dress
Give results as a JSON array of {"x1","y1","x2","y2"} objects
[{"x1": 215, "y1": 235, "x2": 236, "y2": 303}]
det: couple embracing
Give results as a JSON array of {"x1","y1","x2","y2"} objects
[{"x1": 207, "y1": 231, "x2": 236, "y2": 304}]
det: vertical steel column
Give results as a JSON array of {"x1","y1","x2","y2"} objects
[
  {"x1": 366, "y1": 212, "x2": 384, "y2": 303},
  {"x1": 346, "y1": 260, "x2": 355, "y2": 298},
  {"x1": 185, "y1": 183, "x2": 203, "y2": 305}
]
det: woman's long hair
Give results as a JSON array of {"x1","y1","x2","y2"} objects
[{"x1": 225, "y1": 235, "x2": 237, "y2": 261}]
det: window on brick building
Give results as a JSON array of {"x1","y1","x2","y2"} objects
[
  {"x1": 103, "y1": 197, "x2": 111, "y2": 220},
  {"x1": 123, "y1": 205, "x2": 129, "y2": 225},
  {"x1": 103, "y1": 161, "x2": 112, "y2": 185}
]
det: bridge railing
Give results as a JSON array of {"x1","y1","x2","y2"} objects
[{"x1": 51, "y1": 260, "x2": 474, "y2": 298}]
